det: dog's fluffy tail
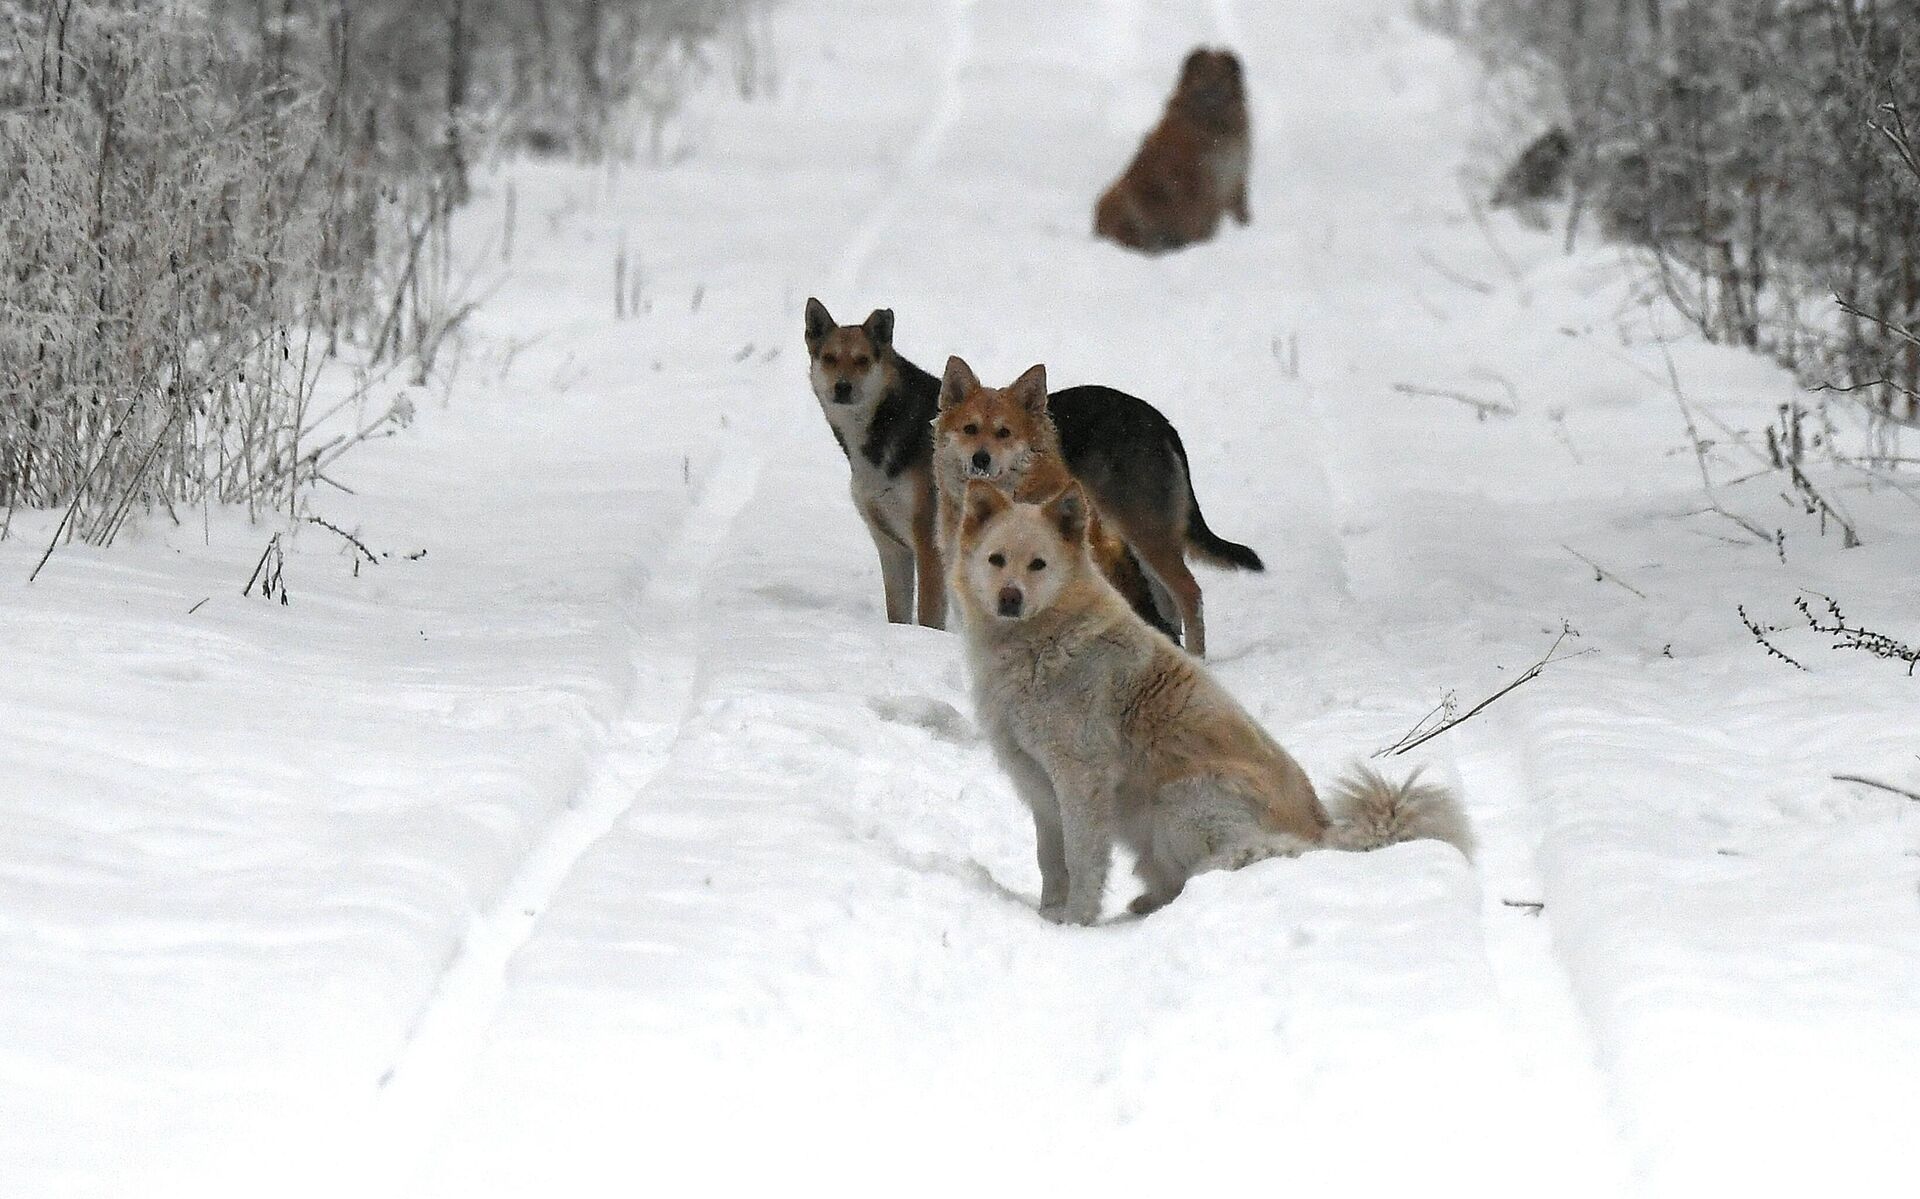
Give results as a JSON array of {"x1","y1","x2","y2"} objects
[
  {"x1": 1165, "y1": 423, "x2": 1264, "y2": 572},
  {"x1": 1321, "y1": 766, "x2": 1474, "y2": 859}
]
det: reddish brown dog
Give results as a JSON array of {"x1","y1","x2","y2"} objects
[{"x1": 1094, "y1": 48, "x2": 1250, "y2": 254}]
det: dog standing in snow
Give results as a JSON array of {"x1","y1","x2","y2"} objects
[
  {"x1": 804, "y1": 298, "x2": 947, "y2": 629},
  {"x1": 1095, "y1": 47, "x2": 1251, "y2": 254},
  {"x1": 951, "y1": 481, "x2": 1473, "y2": 925}
]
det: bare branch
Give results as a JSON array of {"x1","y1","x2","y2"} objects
[
  {"x1": 1833, "y1": 774, "x2": 1920, "y2": 803},
  {"x1": 1375, "y1": 626, "x2": 1594, "y2": 757},
  {"x1": 1560, "y1": 543, "x2": 1647, "y2": 599},
  {"x1": 1391, "y1": 381, "x2": 1518, "y2": 420}
]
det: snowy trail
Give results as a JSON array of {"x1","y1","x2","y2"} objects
[{"x1": 420, "y1": 2, "x2": 1630, "y2": 1194}]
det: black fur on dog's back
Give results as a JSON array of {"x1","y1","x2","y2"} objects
[
  {"x1": 1049, "y1": 385, "x2": 1263, "y2": 572},
  {"x1": 861, "y1": 353, "x2": 941, "y2": 478},
  {"x1": 893, "y1": 355, "x2": 1263, "y2": 578}
]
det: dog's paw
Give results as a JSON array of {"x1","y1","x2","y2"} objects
[
  {"x1": 1039, "y1": 903, "x2": 1096, "y2": 927},
  {"x1": 1126, "y1": 892, "x2": 1168, "y2": 917}
]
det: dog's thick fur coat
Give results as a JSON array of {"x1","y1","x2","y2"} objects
[
  {"x1": 952, "y1": 483, "x2": 1473, "y2": 925},
  {"x1": 1095, "y1": 47, "x2": 1251, "y2": 254},
  {"x1": 933, "y1": 355, "x2": 1260, "y2": 657}
]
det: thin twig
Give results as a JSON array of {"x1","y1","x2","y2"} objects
[
  {"x1": 1832, "y1": 774, "x2": 1920, "y2": 803},
  {"x1": 1375, "y1": 626, "x2": 1593, "y2": 757},
  {"x1": 242, "y1": 534, "x2": 278, "y2": 597},
  {"x1": 1559, "y1": 544, "x2": 1647, "y2": 599},
  {"x1": 28, "y1": 414, "x2": 127, "y2": 583},
  {"x1": 1417, "y1": 248, "x2": 1495, "y2": 295},
  {"x1": 1391, "y1": 381, "x2": 1517, "y2": 420},
  {"x1": 1464, "y1": 190, "x2": 1527, "y2": 292},
  {"x1": 1835, "y1": 296, "x2": 1920, "y2": 353},
  {"x1": 304, "y1": 514, "x2": 378, "y2": 567},
  {"x1": 1658, "y1": 339, "x2": 1773, "y2": 544},
  {"x1": 1739, "y1": 604, "x2": 1806, "y2": 671}
]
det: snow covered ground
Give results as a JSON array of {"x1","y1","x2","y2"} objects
[{"x1": 6, "y1": 0, "x2": 1920, "y2": 1194}]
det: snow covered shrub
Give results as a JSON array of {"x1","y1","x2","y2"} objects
[
  {"x1": 0, "y1": 3, "x2": 340, "y2": 539},
  {"x1": 479, "y1": 0, "x2": 778, "y2": 162},
  {"x1": 0, "y1": 0, "x2": 774, "y2": 546},
  {"x1": 1460, "y1": 0, "x2": 1920, "y2": 426}
]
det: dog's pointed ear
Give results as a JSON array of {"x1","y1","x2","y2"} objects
[
  {"x1": 1010, "y1": 363, "x2": 1049, "y2": 417},
  {"x1": 804, "y1": 297, "x2": 834, "y2": 348},
  {"x1": 862, "y1": 308, "x2": 894, "y2": 353},
  {"x1": 939, "y1": 355, "x2": 979, "y2": 411},
  {"x1": 1180, "y1": 47, "x2": 1209, "y2": 81},
  {"x1": 963, "y1": 479, "x2": 1011, "y2": 529},
  {"x1": 1043, "y1": 483, "x2": 1088, "y2": 544}
]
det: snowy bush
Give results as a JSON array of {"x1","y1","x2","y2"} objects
[
  {"x1": 1, "y1": 0, "x2": 772, "y2": 544},
  {"x1": 1461, "y1": 0, "x2": 1920, "y2": 426},
  {"x1": 0, "y1": 3, "x2": 340, "y2": 539}
]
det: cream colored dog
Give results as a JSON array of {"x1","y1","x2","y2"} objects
[{"x1": 951, "y1": 481, "x2": 1473, "y2": 925}]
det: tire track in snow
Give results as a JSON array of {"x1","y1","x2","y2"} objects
[
  {"x1": 360, "y1": 427, "x2": 764, "y2": 1178},
  {"x1": 829, "y1": 0, "x2": 973, "y2": 294},
  {"x1": 1449, "y1": 716, "x2": 1636, "y2": 1192},
  {"x1": 371, "y1": 0, "x2": 975, "y2": 1147}
]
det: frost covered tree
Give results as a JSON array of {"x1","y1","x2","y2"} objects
[{"x1": 1468, "y1": 0, "x2": 1920, "y2": 424}]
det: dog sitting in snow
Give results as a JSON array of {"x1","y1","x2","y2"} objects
[
  {"x1": 1095, "y1": 47, "x2": 1251, "y2": 254},
  {"x1": 951, "y1": 482, "x2": 1473, "y2": 925}
]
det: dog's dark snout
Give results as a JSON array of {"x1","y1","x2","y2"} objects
[
  {"x1": 833, "y1": 381, "x2": 852, "y2": 403},
  {"x1": 971, "y1": 449, "x2": 992, "y2": 472},
  {"x1": 997, "y1": 586, "x2": 1023, "y2": 618}
]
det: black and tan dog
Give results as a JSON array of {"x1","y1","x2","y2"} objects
[
  {"x1": 803, "y1": 299, "x2": 1263, "y2": 651},
  {"x1": 803, "y1": 298, "x2": 945, "y2": 627}
]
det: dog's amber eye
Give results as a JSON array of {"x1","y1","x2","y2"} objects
[
  {"x1": 995, "y1": 427, "x2": 1010, "y2": 439},
  {"x1": 988, "y1": 552, "x2": 1005, "y2": 568},
  {"x1": 852, "y1": 357, "x2": 870, "y2": 370},
  {"x1": 822, "y1": 354, "x2": 838, "y2": 367},
  {"x1": 1029, "y1": 558, "x2": 1046, "y2": 571},
  {"x1": 962, "y1": 423, "x2": 978, "y2": 436}
]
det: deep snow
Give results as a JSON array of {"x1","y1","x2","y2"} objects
[{"x1": 5, "y1": 0, "x2": 1920, "y2": 1195}]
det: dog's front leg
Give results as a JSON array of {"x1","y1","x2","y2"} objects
[
  {"x1": 911, "y1": 495, "x2": 946, "y2": 630},
  {"x1": 866, "y1": 518, "x2": 914, "y2": 625},
  {"x1": 1048, "y1": 772, "x2": 1118, "y2": 926},
  {"x1": 993, "y1": 735, "x2": 1068, "y2": 908}
]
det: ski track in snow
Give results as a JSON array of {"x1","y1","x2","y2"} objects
[
  {"x1": 830, "y1": 0, "x2": 974, "y2": 294},
  {"x1": 363, "y1": 428, "x2": 765, "y2": 1168},
  {"x1": 1451, "y1": 716, "x2": 1637, "y2": 1191},
  {"x1": 367, "y1": 0, "x2": 977, "y2": 1170}
]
